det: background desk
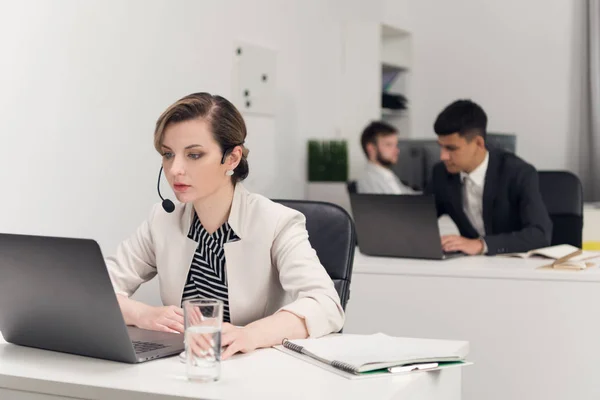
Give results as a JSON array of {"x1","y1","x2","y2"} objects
[
  {"x1": 0, "y1": 334, "x2": 463, "y2": 400},
  {"x1": 344, "y1": 251, "x2": 600, "y2": 400}
]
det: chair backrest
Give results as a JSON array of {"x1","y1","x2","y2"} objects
[
  {"x1": 347, "y1": 180, "x2": 357, "y2": 194},
  {"x1": 537, "y1": 171, "x2": 583, "y2": 247},
  {"x1": 272, "y1": 200, "x2": 356, "y2": 311}
]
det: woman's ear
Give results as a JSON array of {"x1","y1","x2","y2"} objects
[{"x1": 227, "y1": 146, "x2": 242, "y2": 169}]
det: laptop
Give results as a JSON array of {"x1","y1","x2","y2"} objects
[
  {"x1": 349, "y1": 193, "x2": 464, "y2": 260},
  {"x1": 0, "y1": 233, "x2": 184, "y2": 363}
]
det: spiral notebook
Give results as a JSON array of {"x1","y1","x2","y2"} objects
[{"x1": 275, "y1": 333, "x2": 469, "y2": 380}]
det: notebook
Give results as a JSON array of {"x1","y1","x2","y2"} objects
[
  {"x1": 274, "y1": 333, "x2": 469, "y2": 380},
  {"x1": 502, "y1": 244, "x2": 582, "y2": 259},
  {"x1": 500, "y1": 244, "x2": 600, "y2": 270}
]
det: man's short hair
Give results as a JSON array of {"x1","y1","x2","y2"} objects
[
  {"x1": 434, "y1": 99, "x2": 487, "y2": 141},
  {"x1": 360, "y1": 121, "x2": 397, "y2": 157}
]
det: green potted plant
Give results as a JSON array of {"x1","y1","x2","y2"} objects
[{"x1": 307, "y1": 139, "x2": 348, "y2": 182}]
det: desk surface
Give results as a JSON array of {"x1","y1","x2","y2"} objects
[
  {"x1": 347, "y1": 249, "x2": 600, "y2": 400},
  {"x1": 353, "y1": 248, "x2": 600, "y2": 282},
  {"x1": 0, "y1": 336, "x2": 461, "y2": 400}
]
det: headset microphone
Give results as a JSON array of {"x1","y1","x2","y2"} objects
[{"x1": 157, "y1": 166, "x2": 175, "y2": 213}]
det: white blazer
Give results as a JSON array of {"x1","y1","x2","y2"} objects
[{"x1": 106, "y1": 184, "x2": 345, "y2": 338}]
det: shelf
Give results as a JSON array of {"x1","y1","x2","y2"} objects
[
  {"x1": 381, "y1": 108, "x2": 408, "y2": 117},
  {"x1": 382, "y1": 62, "x2": 409, "y2": 72},
  {"x1": 381, "y1": 25, "x2": 410, "y2": 39}
]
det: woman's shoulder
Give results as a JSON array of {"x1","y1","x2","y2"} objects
[
  {"x1": 237, "y1": 187, "x2": 305, "y2": 233},
  {"x1": 243, "y1": 191, "x2": 299, "y2": 221}
]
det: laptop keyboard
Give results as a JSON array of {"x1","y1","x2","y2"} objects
[
  {"x1": 132, "y1": 340, "x2": 169, "y2": 354},
  {"x1": 443, "y1": 250, "x2": 464, "y2": 258}
]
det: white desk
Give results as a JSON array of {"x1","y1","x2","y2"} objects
[
  {"x1": 344, "y1": 250, "x2": 600, "y2": 400},
  {"x1": 0, "y1": 336, "x2": 463, "y2": 400}
]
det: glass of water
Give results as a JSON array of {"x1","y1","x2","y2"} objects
[{"x1": 183, "y1": 299, "x2": 223, "y2": 382}]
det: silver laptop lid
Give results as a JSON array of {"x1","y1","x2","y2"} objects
[{"x1": 0, "y1": 233, "x2": 175, "y2": 363}]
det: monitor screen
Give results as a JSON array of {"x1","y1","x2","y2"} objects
[{"x1": 392, "y1": 133, "x2": 517, "y2": 190}]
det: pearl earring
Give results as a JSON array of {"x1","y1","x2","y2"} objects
[{"x1": 225, "y1": 170, "x2": 234, "y2": 176}]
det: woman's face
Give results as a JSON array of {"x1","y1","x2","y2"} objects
[{"x1": 160, "y1": 118, "x2": 239, "y2": 203}]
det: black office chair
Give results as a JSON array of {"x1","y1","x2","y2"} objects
[
  {"x1": 272, "y1": 200, "x2": 356, "y2": 311},
  {"x1": 346, "y1": 180, "x2": 357, "y2": 194},
  {"x1": 537, "y1": 171, "x2": 583, "y2": 247}
]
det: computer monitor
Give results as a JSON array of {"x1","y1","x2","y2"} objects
[
  {"x1": 393, "y1": 139, "x2": 441, "y2": 191},
  {"x1": 393, "y1": 133, "x2": 517, "y2": 191},
  {"x1": 487, "y1": 132, "x2": 516, "y2": 153}
]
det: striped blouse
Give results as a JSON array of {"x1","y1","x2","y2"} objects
[{"x1": 181, "y1": 212, "x2": 239, "y2": 323}]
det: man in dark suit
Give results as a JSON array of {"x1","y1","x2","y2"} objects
[{"x1": 426, "y1": 99, "x2": 552, "y2": 256}]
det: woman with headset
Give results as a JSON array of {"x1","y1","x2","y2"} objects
[{"x1": 107, "y1": 92, "x2": 344, "y2": 360}]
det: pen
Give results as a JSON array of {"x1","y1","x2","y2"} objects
[{"x1": 388, "y1": 362, "x2": 439, "y2": 373}]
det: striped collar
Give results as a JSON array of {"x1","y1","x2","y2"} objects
[
  {"x1": 180, "y1": 183, "x2": 248, "y2": 241},
  {"x1": 187, "y1": 211, "x2": 240, "y2": 245}
]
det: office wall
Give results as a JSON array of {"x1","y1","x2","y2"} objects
[
  {"x1": 3, "y1": 0, "x2": 580, "y2": 304},
  {"x1": 0, "y1": 0, "x2": 381, "y2": 262},
  {"x1": 384, "y1": 0, "x2": 577, "y2": 170}
]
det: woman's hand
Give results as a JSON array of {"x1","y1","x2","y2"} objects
[
  {"x1": 182, "y1": 311, "x2": 308, "y2": 361},
  {"x1": 220, "y1": 323, "x2": 261, "y2": 360},
  {"x1": 135, "y1": 304, "x2": 184, "y2": 333},
  {"x1": 218, "y1": 311, "x2": 307, "y2": 360}
]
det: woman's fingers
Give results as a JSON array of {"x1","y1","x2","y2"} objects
[
  {"x1": 186, "y1": 330, "x2": 214, "y2": 358},
  {"x1": 171, "y1": 306, "x2": 184, "y2": 317},
  {"x1": 154, "y1": 322, "x2": 180, "y2": 334},
  {"x1": 187, "y1": 306, "x2": 204, "y2": 326},
  {"x1": 221, "y1": 339, "x2": 241, "y2": 360},
  {"x1": 221, "y1": 331, "x2": 238, "y2": 348},
  {"x1": 164, "y1": 317, "x2": 184, "y2": 333}
]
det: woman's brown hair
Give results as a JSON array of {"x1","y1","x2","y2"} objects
[{"x1": 154, "y1": 92, "x2": 249, "y2": 182}]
